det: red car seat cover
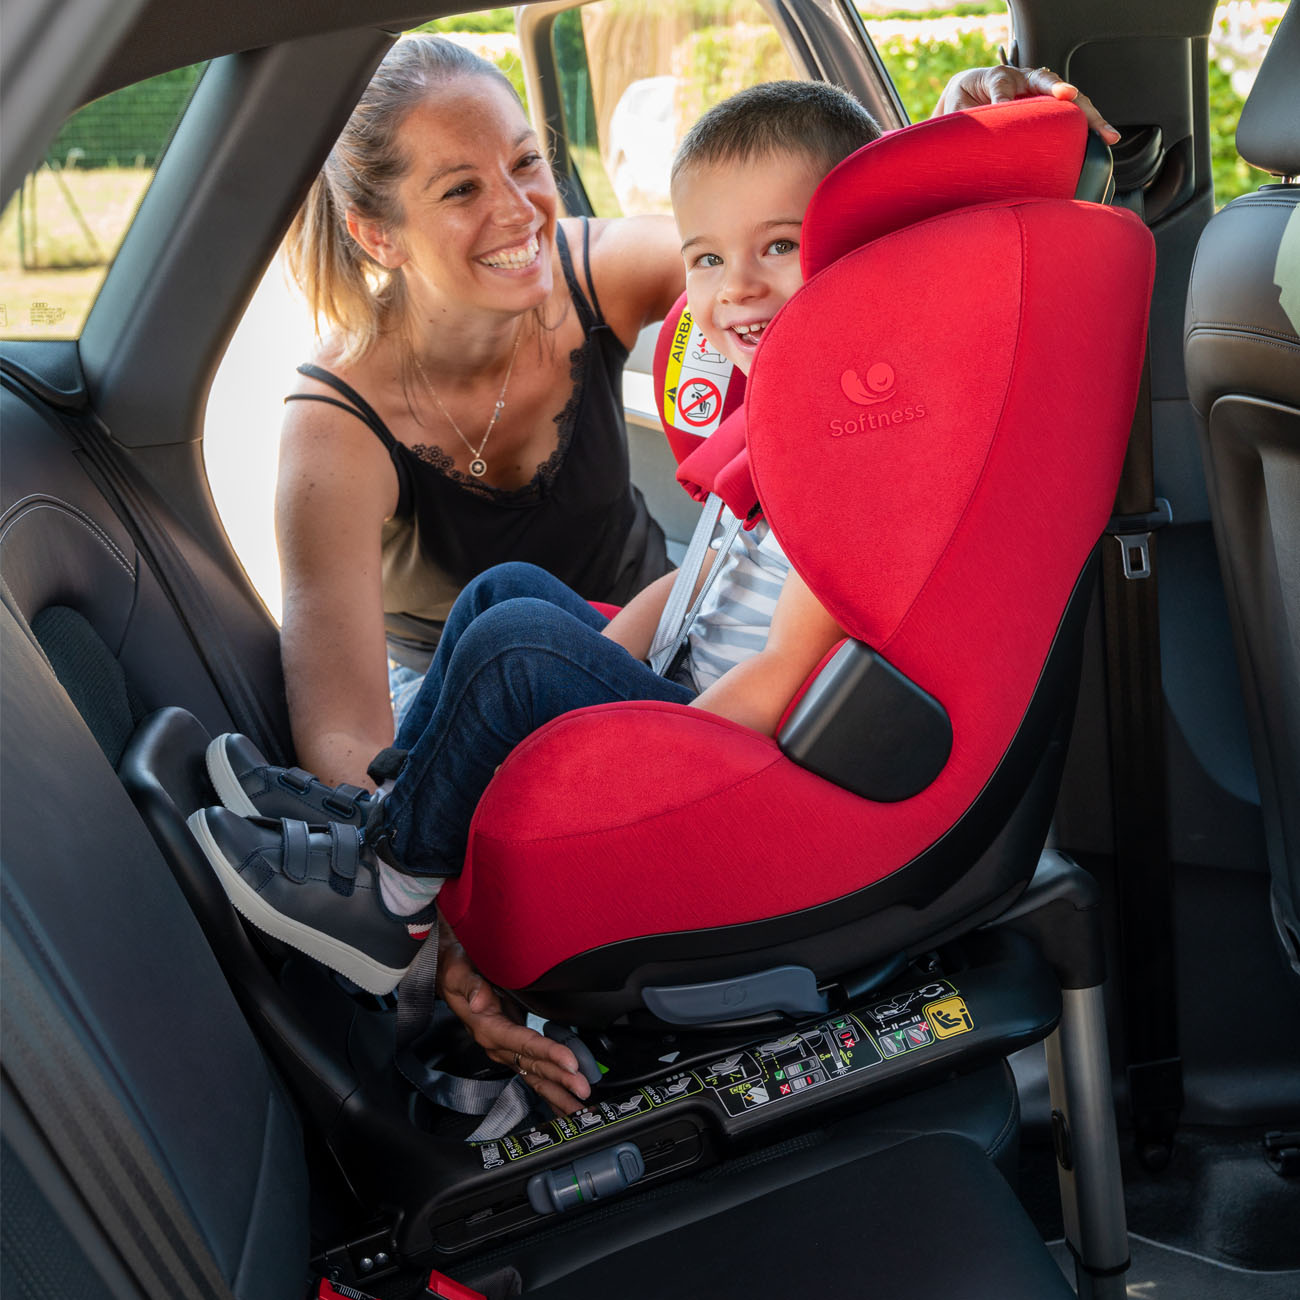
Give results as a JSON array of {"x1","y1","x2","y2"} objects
[{"x1": 444, "y1": 102, "x2": 1155, "y2": 992}]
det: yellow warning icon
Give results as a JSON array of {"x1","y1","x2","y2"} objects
[{"x1": 924, "y1": 995, "x2": 974, "y2": 1039}]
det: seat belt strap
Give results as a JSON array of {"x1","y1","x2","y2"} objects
[
  {"x1": 1100, "y1": 347, "x2": 1183, "y2": 1167},
  {"x1": 647, "y1": 494, "x2": 723, "y2": 673},
  {"x1": 393, "y1": 927, "x2": 542, "y2": 1142},
  {"x1": 648, "y1": 495, "x2": 743, "y2": 679},
  {"x1": 1, "y1": 905, "x2": 235, "y2": 1300}
]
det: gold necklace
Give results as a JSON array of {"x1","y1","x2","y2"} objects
[{"x1": 414, "y1": 320, "x2": 523, "y2": 478}]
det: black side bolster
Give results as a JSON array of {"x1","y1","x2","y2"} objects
[{"x1": 777, "y1": 639, "x2": 952, "y2": 802}]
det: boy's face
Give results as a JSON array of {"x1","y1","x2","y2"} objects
[{"x1": 672, "y1": 150, "x2": 824, "y2": 375}]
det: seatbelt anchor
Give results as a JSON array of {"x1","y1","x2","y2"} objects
[{"x1": 1106, "y1": 497, "x2": 1172, "y2": 579}]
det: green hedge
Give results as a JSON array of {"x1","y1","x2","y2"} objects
[{"x1": 48, "y1": 64, "x2": 204, "y2": 169}]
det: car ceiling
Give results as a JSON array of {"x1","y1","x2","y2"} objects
[
  {"x1": 84, "y1": 0, "x2": 1226, "y2": 105},
  {"x1": 2, "y1": 0, "x2": 1226, "y2": 231}
]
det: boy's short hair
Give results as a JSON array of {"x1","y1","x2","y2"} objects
[{"x1": 671, "y1": 80, "x2": 882, "y2": 186}]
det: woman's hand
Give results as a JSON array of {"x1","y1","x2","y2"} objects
[
  {"x1": 933, "y1": 65, "x2": 1120, "y2": 145},
  {"x1": 436, "y1": 917, "x2": 592, "y2": 1115}
]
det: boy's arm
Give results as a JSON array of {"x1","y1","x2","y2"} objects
[
  {"x1": 691, "y1": 566, "x2": 844, "y2": 736},
  {"x1": 602, "y1": 551, "x2": 720, "y2": 661}
]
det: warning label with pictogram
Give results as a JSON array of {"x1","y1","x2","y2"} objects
[
  {"x1": 923, "y1": 995, "x2": 975, "y2": 1039},
  {"x1": 675, "y1": 378, "x2": 722, "y2": 427},
  {"x1": 662, "y1": 307, "x2": 735, "y2": 438}
]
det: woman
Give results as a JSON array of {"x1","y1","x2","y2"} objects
[
  {"x1": 279, "y1": 36, "x2": 684, "y2": 787},
  {"x1": 277, "y1": 33, "x2": 1117, "y2": 798}
]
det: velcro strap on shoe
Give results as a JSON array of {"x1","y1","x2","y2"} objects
[
  {"x1": 278, "y1": 767, "x2": 317, "y2": 795},
  {"x1": 367, "y1": 746, "x2": 408, "y2": 784},
  {"x1": 323, "y1": 783, "x2": 367, "y2": 819},
  {"x1": 281, "y1": 818, "x2": 310, "y2": 883},
  {"x1": 328, "y1": 822, "x2": 359, "y2": 889}
]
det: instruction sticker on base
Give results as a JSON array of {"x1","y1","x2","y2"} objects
[{"x1": 923, "y1": 994, "x2": 974, "y2": 1039}]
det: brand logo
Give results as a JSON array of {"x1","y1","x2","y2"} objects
[
  {"x1": 830, "y1": 359, "x2": 926, "y2": 436},
  {"x1": 840, "y1": 362, "x2": 896, "y2": 405}
]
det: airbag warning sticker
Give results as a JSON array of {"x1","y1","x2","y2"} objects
[{"x1": 662, "y1": 308, "x2": 734, "y2": 438}]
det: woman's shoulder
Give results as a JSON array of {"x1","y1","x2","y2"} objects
[
  {"x1": 282, "y1": 336, "x2": 407, "y2": 454},
  {"x1": 572, "y1": 214, "x2": 685, "y2": 344}
]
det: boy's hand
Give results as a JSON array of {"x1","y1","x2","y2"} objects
[
  {"x1": 933, "y1": 65, "x2": 1120, "y2": 145},
  {"x1": 436, "y1": 917, "x2": 592, "y2": 1115}
]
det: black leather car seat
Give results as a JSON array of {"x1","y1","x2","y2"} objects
[{"x1": 1184, "y1": 1, "x2": 1300, "y2": 976}]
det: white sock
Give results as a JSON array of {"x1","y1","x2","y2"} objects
[{"x1": 377, "y1": 859, "x2": 442, "y2": 916}]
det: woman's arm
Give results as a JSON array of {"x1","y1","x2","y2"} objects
[
  {"x1": 584, "y1": 213, "x2": 687, "y2": 351},
  {"x1": 690, "y1": 565, "x2": 844, "y2": 737},
  {"x1": 934, "y1": 65, "x2": 1119, "y2": 143},
  {"x1": 276, "y1": 394, "x2": 402, "y2": 787}
]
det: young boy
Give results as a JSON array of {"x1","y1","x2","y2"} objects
[{"x1": 190, "y1": 83, "x2": 883, "y2": 1111}]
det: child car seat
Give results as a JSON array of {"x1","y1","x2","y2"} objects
[{"x1": 441, "y1": 98, "x2": 1155, "y2": 1026}]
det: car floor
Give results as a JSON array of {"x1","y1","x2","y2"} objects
[{"x1": 1023, "y1": 1126, "x2": 1300, "y2": 1297}]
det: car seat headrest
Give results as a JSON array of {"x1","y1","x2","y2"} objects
[
  {"x1": 801, "y1": 97, "x2": 1088, "y2": 279},
  {"x1": 746, "y1": 196, "x2": 1154, "y2": 652},
  {"x1": 1236, "y1": 0, "x2": 1300, "y2": 177}
]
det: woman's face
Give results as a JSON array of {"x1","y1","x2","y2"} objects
[{"x1": 388, "y1": 75, "x2": 559, "y2": 320}]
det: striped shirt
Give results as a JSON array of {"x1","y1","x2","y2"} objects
[{"x1": 686, "y1": 514, "x2": 790, "y2": 690}]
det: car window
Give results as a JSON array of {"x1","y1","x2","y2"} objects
[
  {"x1": 0, "y1": 63, "x2": 207, "y2": 340},
  {"x1": 1209, "y1": 0, "x2": 1284, "y2": 205},
  {"x1": 545, "y1": 0, "x2": 801, "y2": 217},
  {"x1": 860, "y1": 1, "x2": 1010, "y2": 127},
  {"x1": 858, "y1": 0, "x2": 1280, "y2": 208}
]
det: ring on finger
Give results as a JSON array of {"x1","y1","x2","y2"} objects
[{"x1": 512, "y1": 1051, "x2": 523, "y2": 1071}]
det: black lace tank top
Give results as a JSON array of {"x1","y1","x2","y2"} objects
[{"x1": 286, "y1": 219, "x2": 670, "y2": 670}]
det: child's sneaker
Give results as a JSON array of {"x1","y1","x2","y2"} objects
[
  {"x1": 206, "y1": 733, "x2": 371, "y2": 826},
  {"x1": 186, "y1": 806, "x2": 433, "y2": 995}
]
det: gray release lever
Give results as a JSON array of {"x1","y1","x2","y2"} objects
[{"x1": 525, "y1": 1141, "x2": 646, "y2": 1215}]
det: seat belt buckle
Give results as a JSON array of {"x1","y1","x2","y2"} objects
[{"x1": 1106, "y1": 497, "x2": 1172, "y2": 580}]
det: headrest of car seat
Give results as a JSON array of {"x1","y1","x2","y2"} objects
[
  {"x1": 653, "y1": 293, "x2": 747, "y2": 466},
  {"x1": 1236, "y1": 0, "x2": 1300, "y2": 177},
  {"x1": 655, "y1": 99, "x2": 1094, "y2": 525},
  {"x1": 746, "y1": 196, "x2": 1154, "y2": 652},
  {"x1": 801, "y1": 97, "x2": 1088, "y2": 279}
]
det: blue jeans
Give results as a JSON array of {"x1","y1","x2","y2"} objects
[{"x1": 378, "y1": 563, "x2": 694, "y2": 878}]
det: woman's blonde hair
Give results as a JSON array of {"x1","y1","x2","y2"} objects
[{"x1": 285, "y1": 35, "x2": 521, "y2": 363}]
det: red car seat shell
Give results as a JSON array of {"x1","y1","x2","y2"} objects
[{"x1": 440, "y1": 101, "x2": 1154, "y2": 1013}]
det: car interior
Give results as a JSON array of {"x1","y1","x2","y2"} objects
[{"x1": 1, "y1": 1, "x2": 1297, "y2": 1299}]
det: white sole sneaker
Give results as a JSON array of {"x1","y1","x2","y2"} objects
[{"x1": 186, "y1": 807, "x2": 417, "y2": 997}]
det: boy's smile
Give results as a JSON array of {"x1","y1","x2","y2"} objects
[{"x1": 672, "y1": 150, "x2": 825, "y2": 375}]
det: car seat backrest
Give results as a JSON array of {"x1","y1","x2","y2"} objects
[
  {"x1": 1183, "y1": 1, "x2": 1300, "y2": 974},
  {"x1": 0, "y1": 368, "x2": 286, "y2": 766},
  {"x1": 751, "y1": 193, "x2": 1151, "y2": 811}
]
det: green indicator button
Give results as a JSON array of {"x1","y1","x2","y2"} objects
[{"x1": 775, "y1": 1069, "x2": 785, "y2": 1080}]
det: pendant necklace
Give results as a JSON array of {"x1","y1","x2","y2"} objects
[{"x1": 414, "y1": 319, "x2": 523, "y2": 478}]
